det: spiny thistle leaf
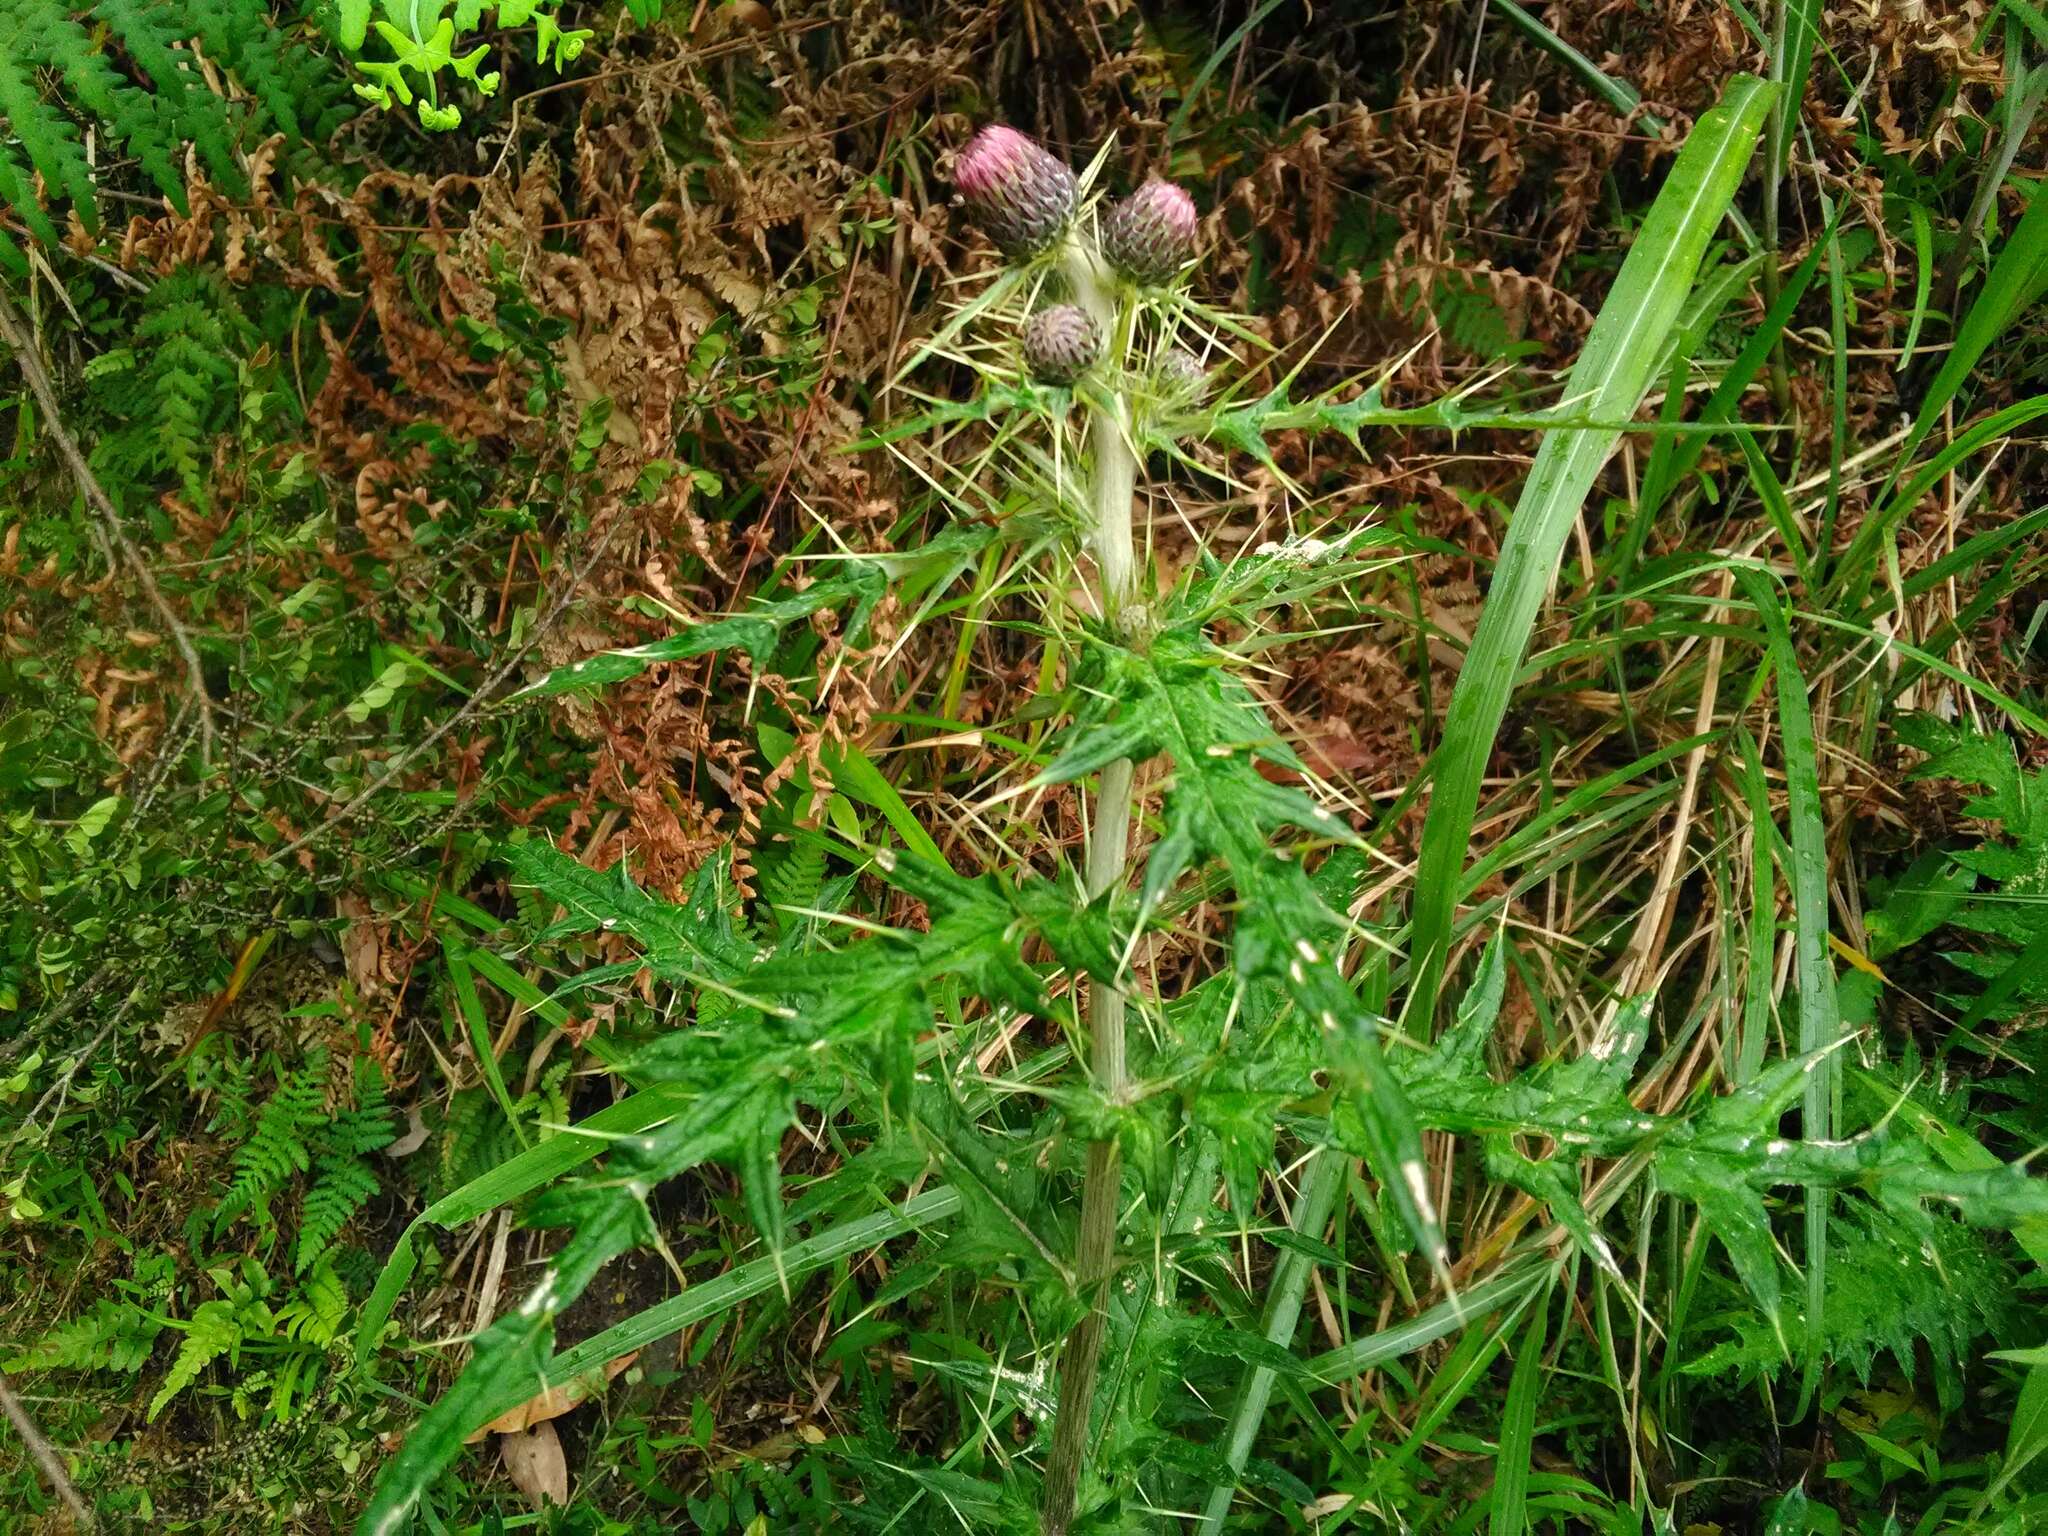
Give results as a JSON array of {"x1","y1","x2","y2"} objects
[
  {"x1": 515, "y1": 519, "x2": 1025, "y2": 701},
  {"x1": 1041, "y1": 618, "x2": 1448, "y2": 1269}
]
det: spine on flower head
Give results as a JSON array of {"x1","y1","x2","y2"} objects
[
  {"x1": 1100, "y1": 178, "x2": 1198, "y2": 284},
  {"x1": 954, "y1": 125, "x2": 1078, "y2": 258},
  {"x1": 1022, "y1": 304, "x2": 1103, "y2": 385}
]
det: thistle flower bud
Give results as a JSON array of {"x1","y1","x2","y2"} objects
[
  {"x1": 1155, "y1": 348, "x2": 1209, "y2": 401},
  {"x1": 1023, "y1": 304, "x2": 1102, "y2": 385},
  {"x1": 954, "y1": 125, "x2": 1078, "y2": 258},
  {"x1": 1100, "y1": 179, "x2": 1198, "y2": 283}
]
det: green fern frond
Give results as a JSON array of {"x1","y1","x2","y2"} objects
[
  {"x1": 756, "y1": 832, "x2": 827, "y2": 939},
  {"x1": 1, "y1": 0, "x2": 183, "y2": 207},
  {"x1": 437, "y1": 1083, "x2": 522, "y2": 1195},
  {"x1": 0, "y1": 48, "x2": 94, "y2": 231},
  {"x1": 94, "y1": 0, "x2": 244, "y2": 194},
  {"x1": 0, "y1": 0, "x2": 341, "y2": 243},
  {"x1": 321, "y1": 1084, "x2": 397, "y2": 1160},
  {"x1": 46, "y1": 30, "x2": 183, "y2": 205},
  {"x1": 0, "y1": 132, "x2": 54, "y2": 250},
  {"x1": 188, "y1": 0, "x2": 304, "y2": 138},
  {"x1": 215, "y1": 1048, "x2": 330, "y2": 1236},
  {"x1": 148, "y1": 1298, "x2": 244, "y2": 1421},
  {"x1": 276, "y1": 1258, "x2": 349, "y2": 1346},
  {"x1": 291, "y1": 1068, "x2": 392, "y2": 1271},
  {"x1": 3, "y1": 1298, "x2": 164, "y2": 1375},
  {"x1": 294, "y1": 1157, "x2": 379, "y2": 1273},
  {"x1": 90, "y1": 268, "x2": 251, "y2": 508}
]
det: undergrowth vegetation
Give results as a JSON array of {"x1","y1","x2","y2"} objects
[{"x1": 0, "y1": 1, "x2": 2044, "y2": 1533}]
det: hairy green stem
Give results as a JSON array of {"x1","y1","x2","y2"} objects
[{"x1": 1042, "y1": 239, "x2": 1142, "y2": 1536}]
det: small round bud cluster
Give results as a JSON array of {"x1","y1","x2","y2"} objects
[
  {"x1": 1155, "y1": 348, "x2": 1209, "y2": 401},
  {"x1": 1023, "y1": 305, "x2": 1103, "y2": 385},
  {"x1": 954, "y1": 125, "x2": 1078, "y2": 258},
  {"x1": 1100, "y1": 179, "x2": 1199, "y2": 283}
]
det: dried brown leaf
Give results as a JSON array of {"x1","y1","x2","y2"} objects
[{"x1": 499, "y1": 1421, "x2": 568, "y2": 1508}]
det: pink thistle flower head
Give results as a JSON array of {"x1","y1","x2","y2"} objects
[
  {"x1": 954, "y1": 125, "x2": 1078, "y2": 258},
  {"x1": 1022, "y1": 304, "x2": 1103, "y2": 385},
  {"x1": 1101, "y1": 178, "x2": 1198, "y2": 283}
]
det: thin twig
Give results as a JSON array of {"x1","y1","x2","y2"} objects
[
  {"x1": 0, "y1": 963, "x2": 109, "y2": 1068},
  {"x1": 264, "y1": 519, "x2": 621, "y2": 869},
  {"x1": 0, "y1": 291, "x2": 216, "y2": 765},
  {"x1": 1, "y1": 1017, "x2": 119, "y2": 1167},
  {"x1": 0, "y1": 1369, "x2": 94, "y2": 1528}
]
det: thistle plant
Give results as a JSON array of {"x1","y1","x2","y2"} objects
[{"x1": 353, "y1": 99, "x2": 2048, "y2": 1536}]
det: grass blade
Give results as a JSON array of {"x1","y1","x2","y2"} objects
[
  {"x1": 1735, "y1": 728, "x2": 1777, "y2": 1087},
  {"x1": 1407, "y1": 75, "x2": 1776, "y2": 1020},
  {"x1": 1834, "y1": 390, "x2": 2048, "y2": 605},
  {"x1": 1306, "y1": 1257, "x2": 1554, "y2": 1382},
  {"x1": 444, "y1": 939, "x2": 529, "y2": 1152},
  {"x1": 356, "y1": 1084, "x2": 695, "y2": 1362},
  {"x1": 1898, "y1": 197, "x2": 1934, "y2": 373},
  {"x1": 355, "y1": 1188, "x2": 961, "y2": 1536},
  {"x1": 543, "y1": 1186, "x2": 962, "y2": 1387},
  {"x1": 1637, "y1": 210, "x2": 1835, "y2": 517},
  {"x1": 1195, "y1": 1144, "x2": 1345, "y2": 1534},
  {"x1": 1833, "y1": 185, "x2": 2048, "y2": 596},
  {"x1": 1489, "y1": 1271, "x2": 1557, "y2": 1536},
  {"x1": 1495, "y1": 0, "x2": 1664, "y2": 129},
  {"x1": 1735, "y1": 565, "x2": 1841, "y2": 1388}
]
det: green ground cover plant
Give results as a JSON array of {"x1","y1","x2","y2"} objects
[{"x1": 0, "y1": 2, "x2": 2044, "y2": 1533}]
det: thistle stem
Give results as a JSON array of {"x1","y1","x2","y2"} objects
[{"x1": 1041, "y1": 240, "x2": 1142, "y2": 1536}]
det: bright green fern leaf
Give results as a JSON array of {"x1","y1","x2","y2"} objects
[{"x1": 215, "y1": 1048, "x2": 330, "y2": 1237}]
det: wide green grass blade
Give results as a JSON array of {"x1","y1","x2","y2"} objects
[
  {"x1": 356, "y1": 1084, "x2": 695, "y2": 1363},
  {"x1": 1489, "y1": 1271, "x2": 1557, "y2": 1536},
  {"x1": 1766, "y1": 0, "x2": 1822, "y2": 183},
  {"x1": 1956, "y1": 925, "x2": 2048, "y2": 1036},
  {"x1": 354, "y1": 1187, "x2": 962, "y2": 1536},
  {"x1": 1735, "y1": 728, "x2": 1777, "y2": 1087},
  {"x1": 1735, "y1": 431, "x2": 1813, "y2": 588},
  {"x1": 1898, "y1": 197, "x2": 1935, "y2": 373},
  {"x1": 542, "y1": 1186, "x2": 962, "y2": 1387},
  {"x1": 1495, "y1": 0, "x2": 1664, "y2": 129},
  {"x1": 1832, "y1": 187, "x2": 2048, "y2": 596},
  {"x1": 1406, "y1": 75, "x2": 1776, "y2": 1020},
  {"x1": 1636, "y1": 211, "x2": 1834, "y2": 517},
  {"x1": 1164, "y1": 0, "x2": 1289, "y2": 147},
  {"x1": 1816, "y1": 172, "x2": 1850, "y2": 559},
  {"x1": 1834, "y1": 391, "x2": 2048, "y2": 604},
  {"x1": 1195, "y1": 1144, "x2": 1346, "y2": 1534},
  {"x1": 444, "y1": 939, "x2": 528, "y2": 1151},
  {"x1": 1735, "y1": 564, "x2": 1841, "y2": 1383},
  {"x1": 1305, "y1": 1257, "x2": 1556, "y2": 1383}
]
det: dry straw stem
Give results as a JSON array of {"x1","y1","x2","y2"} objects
[{"x1": 0, "y1": 291, "x2": 216, "y2": 766}]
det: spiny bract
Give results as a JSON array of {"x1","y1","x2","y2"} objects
[
  {"x1": 1023, "y1": 304, "x2": 1103, "y2": 385},
  {"x1": 954, "y1": 124, "x2": 1078, "y2": 257},
  {"x1": 1100, "y1": 178, "x2": 1198, "y2": 283}
]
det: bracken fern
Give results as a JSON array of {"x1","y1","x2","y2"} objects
[
  {"x1": 214, "y1": 1048, "x2": 331, "y2": 1236},
  {"x1": 296, "y1": 1066, "x2": 395, "y2": 1274},
  {"x1": 0, "y1": 0, "x2": 339, "y2": 263}
]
